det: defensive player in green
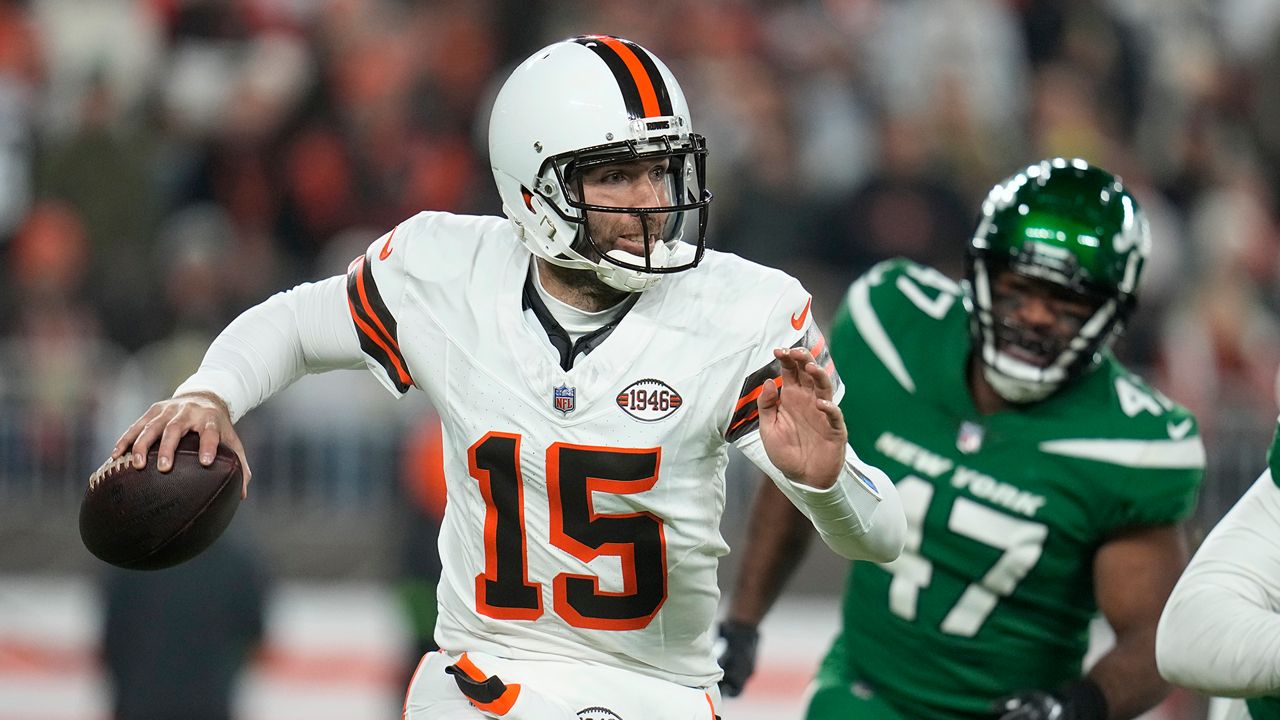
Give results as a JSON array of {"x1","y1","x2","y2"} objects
[
  {"x1": 1157, "y1": 416, "x2": 1280, "y2": 718},
  {"x1": 717, "y1": 159, "x2": 1205, "y2": 719}
]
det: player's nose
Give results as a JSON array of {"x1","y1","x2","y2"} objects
[
  {"x1": 1017, "y1": 295, "x2": 1056, "y2": 327},
  {"x1": 622, "y1": 177, "x2": 667, "y2": 210}
]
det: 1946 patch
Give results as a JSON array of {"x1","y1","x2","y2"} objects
[{"x1": 616, "y1": 379, "x2": 682, "y2": 422}]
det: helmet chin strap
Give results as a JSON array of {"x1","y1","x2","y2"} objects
[
  {"x1": 981, "y1": 344, "x2": 1065, "y2": 404},
  {"x1": 983, "y1": 363, "x2": 1060, "y2": 403},
  {"x1": 597, "y1": 240, "x2": 670, "y2": 292},
  {"x1": 589, "y1": 211, "x2": 676, "y2": 293}
]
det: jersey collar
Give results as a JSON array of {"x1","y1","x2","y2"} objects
[{"x1": 521, "y1": 264, "x2": 640, "y2": 371}]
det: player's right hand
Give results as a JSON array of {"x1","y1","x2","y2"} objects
[
  {"x1": 111, "y1": 392, "x2": 252, "y2": 497},
  {"x1": 716, "y1": 620, "x2": 760, "y2": 698}
]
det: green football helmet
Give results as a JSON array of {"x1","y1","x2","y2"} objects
[{"x1": 965, "y1": 158, "x2": 1150, "y2": 403}]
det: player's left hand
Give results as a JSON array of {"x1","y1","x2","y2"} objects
[
  {"x1": 992, "y1": 680, "x2": 1108, "y2": 720},
  {"x1": 716, "y1": 620, "x2": 760, "y2": 698},
  {"x1": 991, "y1": 690, "x2": 1063, "y2": 720},
  {"x1": 757, "y1": 346, "x2": 845, "y2": 489}
]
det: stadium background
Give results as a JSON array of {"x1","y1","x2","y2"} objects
[{"x1": 2, "y1": 0, "x2": 1279, "y2": 718}]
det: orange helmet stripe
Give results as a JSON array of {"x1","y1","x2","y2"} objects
[{"x1": 574, "y1": 35, "x2": 673, "y2": 119}]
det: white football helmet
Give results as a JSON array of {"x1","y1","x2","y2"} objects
[{"x1": 489, "y1": 35, "x2": 712, "y2": 292}]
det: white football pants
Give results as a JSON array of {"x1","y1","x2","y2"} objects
[{"x1": 403, "y1": 650, "x2": 722, "y2": 720}]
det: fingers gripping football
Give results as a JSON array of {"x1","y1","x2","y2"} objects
[
  {"x1": 112, "y1": 392, "x2": 252, "y2": 497},
  {"x1": 757, "y1": 347, "x2": 847, "y2": 489}
]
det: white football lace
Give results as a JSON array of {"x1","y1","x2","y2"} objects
[{"x1": 88, "y1": 455, "x2": 133, "y2": 491}]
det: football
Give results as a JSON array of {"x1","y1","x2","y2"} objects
[{"x1": 79, "y1": 433, "x2": 243, "y2": 570}]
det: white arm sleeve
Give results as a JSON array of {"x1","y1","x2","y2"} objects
[
  {"x1": 737, "y1": 432, "x2": 905, "y2": 562},
  {"x1": 1156, "y1": 471, "x2": 1280, "y2": 697},
  {"x1": 173, "y1": 275, "x2": 363, "y2": 422}
]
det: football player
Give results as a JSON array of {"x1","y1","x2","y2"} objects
[
  {"x1": 719, "y1": 159, "x2": 1205, "y2": 720},
  {"x1": 108, "y1": 36, "x2": 906, "y2": 720},
  {"x1": 1156, "y1": 418, "x2": 1280, "y2": 718}
]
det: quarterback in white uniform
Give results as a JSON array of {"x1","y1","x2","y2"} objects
[
  {"x1": 112, "y1": 36, "x2": 906, "y2": 720},
  {"x1": 1156, "y1": 418, "x2": 1280, "y2": 719}
]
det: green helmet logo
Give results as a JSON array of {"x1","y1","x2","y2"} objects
[{"x1": 966, "y1": 158, "x2": 1150, "y2": 402}]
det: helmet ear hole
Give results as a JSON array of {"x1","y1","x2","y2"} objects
[{"x1": 521, "y1": 187, "x2": 537, "y2": 212}]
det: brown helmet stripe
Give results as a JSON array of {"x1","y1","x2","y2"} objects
[
  {"x1": 617, "y1": 37, "x2": 673, "y2": 116},
  {"x1": 573, "y1": 35, "x2": 673, "y2": 119}
]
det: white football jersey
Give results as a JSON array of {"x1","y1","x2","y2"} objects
[{"x1": 345, "y1": 211, "x2": 839, "y2": 687}]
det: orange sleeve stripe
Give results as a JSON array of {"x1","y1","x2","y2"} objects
[
  {"x1": 728, "y1": 407, "x2": 760, "y2": 432},
  {"x1": 347, "y1": 297, "x2": 413, "y2": 386},
  {"x1": 354, "y1": 256, "x2": 403, "y2": 354},
  {"x1": 734, "y1": 375, "x2": 783, "y2": 412},
  {"x1": 597, "y1": 36, "x2": 662, "y2": 118},
  {"x1": 705, "y1": 692, "x2": 717, "y2": 719},
  {"x1": 810, "y1": 334, "x2": 826, "y2": 359},
  {"x1": 734, "y1": 384, "x2": 766, "y2": 413},
  {"x1": 452, "y1": 653, "x2": 485, "y2": 682}
]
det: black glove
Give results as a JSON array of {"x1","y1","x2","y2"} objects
[
  {"x1": 992, "y1": 680, "x2": 1108, "y2": 720},
  {"x1": 716, "y1": 620, "x2": 759, "y2": 698},
  {"x1": 992, "y1": 690, "x2": 1064, "y2": 720}
]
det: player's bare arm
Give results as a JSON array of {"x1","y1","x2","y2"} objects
[
  {"x1": 1086, "y1": 524, "x2": 1188, "y2": 718},
  {"x1": 718, "y1": 478, "x2": 814, "y2": 696},
  {"x1": 728, "y1": 479, "x2": 814, "y2": 627},
  {"x1": 112, "y1": 391, "x2": 252, "y2": 497},
  {"x1": 757, "y1": 346, "x2": 847, "y2": 489},
  {"x1": 105, "y1": 274, "x2": 363, "y2": 500}
]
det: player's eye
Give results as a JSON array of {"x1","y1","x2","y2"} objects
[{"x1": 1054, "y1": 299, "x2": 1096, "y2": 323}]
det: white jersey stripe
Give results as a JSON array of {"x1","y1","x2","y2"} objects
[
  {"x1": 848, "y1": 276, "x2": 916, "y2": 394},
  {"x1": 1039, "y1": 437, "x2": 1207, "y2": 469}
]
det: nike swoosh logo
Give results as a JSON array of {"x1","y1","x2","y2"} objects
[
  {"x1": 791, "y1": 298, "x2": 812, "y2": 330},
  {"x1": 378, "y1": 226, "x2": 398, "y2": 261},
  {"x1": 1167, "y1": 418, "x2": 1193, "y2": 440}
]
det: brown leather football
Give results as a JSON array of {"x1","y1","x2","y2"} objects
[{"x1": 80, "y1": 433, "x2": 242, "y2": 570}]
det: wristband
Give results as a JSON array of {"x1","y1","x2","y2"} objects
[{"x1": 1058, "y1": 678, "x2": 1108, "y2": 720}]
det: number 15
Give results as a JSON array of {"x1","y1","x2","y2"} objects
[{"x1": 469, "y1": 432, "x2": 668, "y2": 631}]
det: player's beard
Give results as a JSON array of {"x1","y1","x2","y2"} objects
[
  {"x1": 539, "y1": 257, "x2": 629, "y2": 311},
  {"x1": 548, "y1": 211, "x2": 669, "y2": 309}
]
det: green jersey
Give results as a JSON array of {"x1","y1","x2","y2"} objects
[
  {"x1": 1249, "y1": 698, "x2": 1280, "y2": 720},
  {"x1": 1270, "y1": 419, "x2": 1280, "y2": 489},
  {"x1": 822, "y1": 259, "x2": 1205, "y2": 720}
]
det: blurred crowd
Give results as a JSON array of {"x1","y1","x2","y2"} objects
[{"x1": 4, "y1": 0, "x2": 1280, "y2": 481}]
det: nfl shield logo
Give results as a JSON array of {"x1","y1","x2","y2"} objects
[
  {"x1": 956, "y1": 420, "x2": 985, "y2": 454},
  {"x1": 553, "y1": 384, "x2": 576, "y2": 415}
]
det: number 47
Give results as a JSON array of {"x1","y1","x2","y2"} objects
[{"x1": 885, "y1": 476, "x2": 1048, "y2": 637}]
